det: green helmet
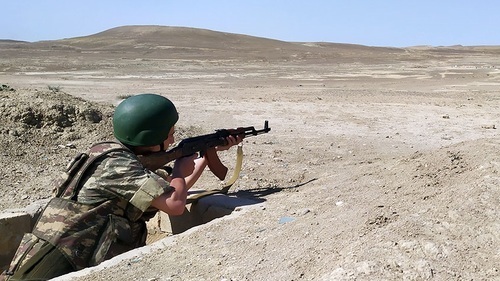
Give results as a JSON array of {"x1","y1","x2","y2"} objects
[{"x1": 113, "y1": 94, "x2": 179, "y2": 146}]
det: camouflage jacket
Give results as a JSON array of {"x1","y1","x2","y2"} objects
[{"x1": 7, "y1": 141, "x2": 171, "y2": 273}]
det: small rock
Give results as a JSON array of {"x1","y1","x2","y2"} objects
[
  {"x1": 481, "y1": 124, "x2": 496, "y2": 129},
  {"x1": 279, "y1": 216, "x2": 295, "y2": 224}
]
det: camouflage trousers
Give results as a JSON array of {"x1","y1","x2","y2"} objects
[{"x1": 3, "y1": 240, "x2": 74, "y2": 281}]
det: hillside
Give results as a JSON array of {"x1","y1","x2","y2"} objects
[{"x1": 0, "y1": 25, "x2": 464, "y2": 63}]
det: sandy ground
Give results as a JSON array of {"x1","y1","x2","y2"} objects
[{"x1": 1, "y1": 26, "x2": 499, "y2": 280}]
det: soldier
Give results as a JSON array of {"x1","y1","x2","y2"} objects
[{"x1": 2, "y1": 93, "x2": 241, "y2": 280}]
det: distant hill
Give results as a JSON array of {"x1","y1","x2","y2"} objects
[
  {"x1": 49, "y1": 25, "x2": 403, "y2": 61},
  {"x1": 1, "y1": 25, "x2": 499, "y2": 62},
  {"x1": 60, "y1": 25, "x2": 297, "y2": 50},
  {"x1": 0, "y1": 26, "x2": 404, "y2": 62},
  {"x1": 0, "y1": 39, "x2": 29, "y2": 44}
]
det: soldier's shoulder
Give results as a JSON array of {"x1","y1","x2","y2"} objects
[
  {"x1": 88, "y1": 142, "x2": 139, "y2": 168},
  {"x1": 88, "y1": 141, "x2": 131, "y2": 156}
]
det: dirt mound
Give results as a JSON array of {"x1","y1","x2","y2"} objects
[
  {"x1": 4, "y1": 91, "x2": 103, "y2": 130},
  {"x1": 0, "y1": 87, "x2": 114, "y2": 210}
]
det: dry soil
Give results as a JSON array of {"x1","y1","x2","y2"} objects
[{"x1": 0, "y1": 26, "x2": 499, "y2": 280}]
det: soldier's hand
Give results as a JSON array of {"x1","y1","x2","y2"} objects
[
  {"x1": 216, "y1": 134, "x2": 243, "y2": 151},
  {"x1": 155, "y1": 167, "x2": 172, "y2": 182},
  {"x1": 172, "y1": 154, "x2": 196, "y2": 178}
]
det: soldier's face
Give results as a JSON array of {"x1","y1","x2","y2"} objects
[{"x1": 163, "y1": 126, "x2": 175, "y2": 148}]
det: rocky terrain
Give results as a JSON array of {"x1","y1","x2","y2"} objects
[{"x1": 0, "y1": 26, "x2": 499, "y2": 280}]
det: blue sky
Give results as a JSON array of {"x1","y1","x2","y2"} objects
[{"x1": 1, "y1": 1, "x2": 498, "y2": 47}]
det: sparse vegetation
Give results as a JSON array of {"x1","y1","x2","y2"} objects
[
  {"x1": 0, "y1": 84, "x2": 15, "y2": 92},
  {"x1": 48, "y1": 85, "x2": 61, "y2": 93},
  {"x1": 117, "y1": 94, "x2": 134, "y2": 100}
]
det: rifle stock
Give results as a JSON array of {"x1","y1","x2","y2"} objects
[{"x1": 138, "y1": 121, "x2": 271, "y2": 174}]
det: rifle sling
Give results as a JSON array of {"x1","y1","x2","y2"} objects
[{"x1": 186, "y1": 145, "x2": 243, "y2": 204}]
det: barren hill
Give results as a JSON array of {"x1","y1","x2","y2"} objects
[{"x1": 0, "y1": 25, "x2": 447, "y2": 63}]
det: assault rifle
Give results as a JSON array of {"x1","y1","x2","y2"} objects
[{"x1": 138, "y1": 121, "x2": 271, "y2": 180}]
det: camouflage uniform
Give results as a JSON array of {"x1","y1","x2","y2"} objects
[{"x1": 2, "y1": 142, "x2": 171, "y2": 281}]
